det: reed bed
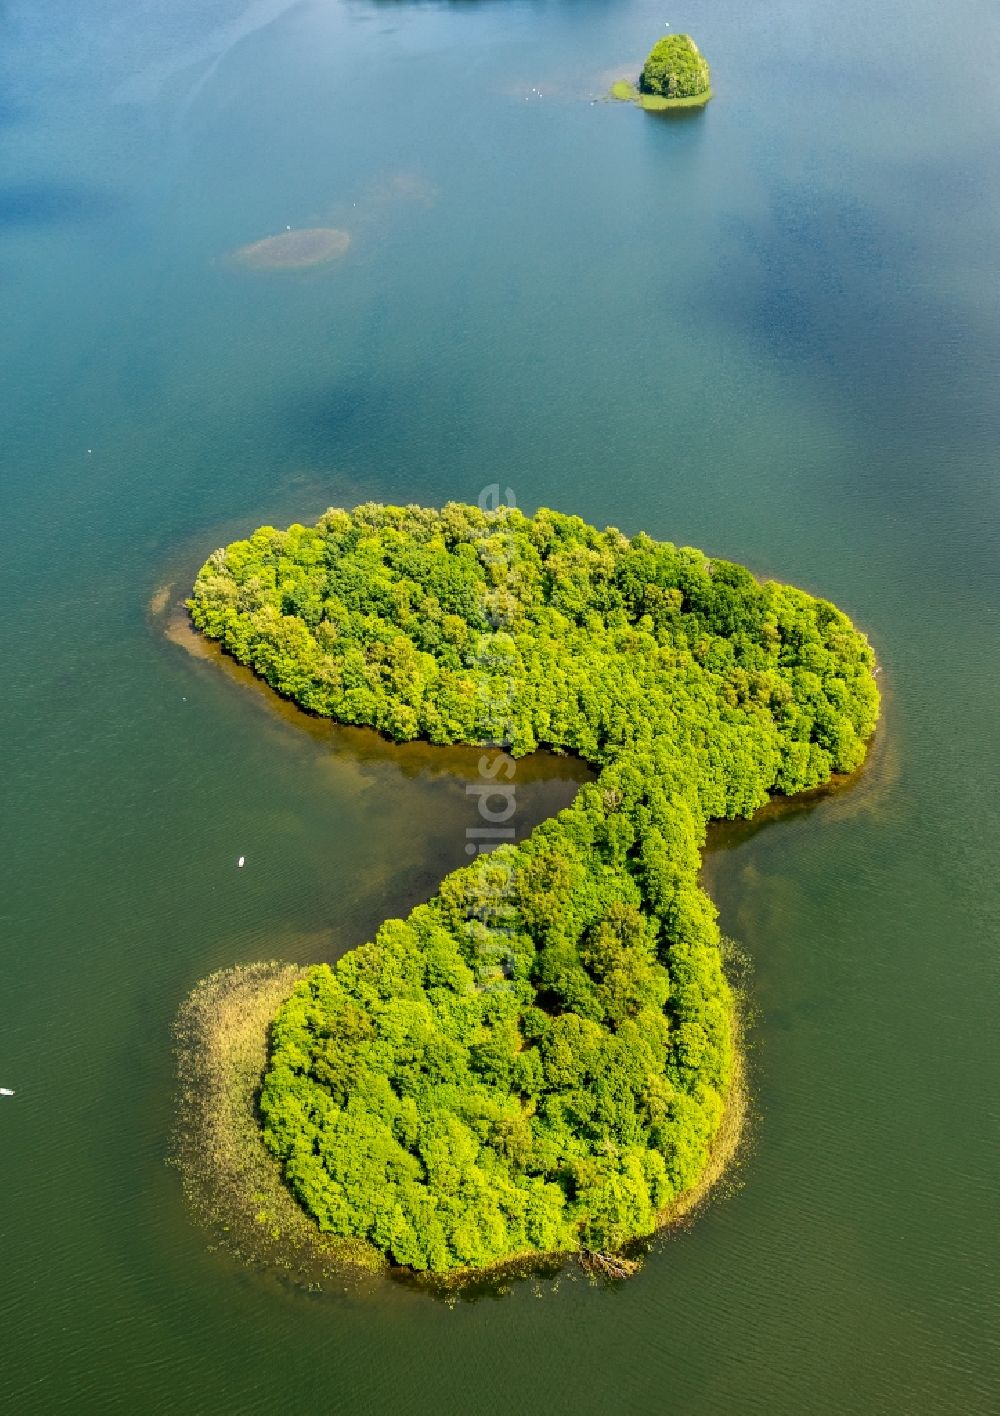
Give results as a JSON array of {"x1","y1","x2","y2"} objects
[{"x1": 171, "y1": 961, "x2": 386, "y2": 1288}]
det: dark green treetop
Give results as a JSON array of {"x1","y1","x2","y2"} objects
[{"x1": 639, "y1": 34, "x2": 711, "y2": 99}]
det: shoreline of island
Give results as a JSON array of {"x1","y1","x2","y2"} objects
[
  {"x1": 610, "y1": 79, "x2": 713, "y2": 111},
  {"x1": 171, "y1": 961, "x2": 388, "y2": 1288}
]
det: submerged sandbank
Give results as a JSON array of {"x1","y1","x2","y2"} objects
[{"x1": 232, "y1": 227, "x2": 351, "y2": 269}]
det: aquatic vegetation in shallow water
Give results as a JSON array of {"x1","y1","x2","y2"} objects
[
  {"x1": 172, "y1": 962, "x2": 387, "y2": 1285},
  {"x1": 231, "y1": 227, "x2": 351, "y2": 269},
  {"x1": 609, "y1": 78, "x2": 713, "y2": 112}
]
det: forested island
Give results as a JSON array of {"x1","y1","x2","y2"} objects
[
  {"x1": 612, "y1": 34, "x2": 713, "y2": 111},
  {"x1": 183, "y1": 502, "x2": 878, "y2": 1280}
]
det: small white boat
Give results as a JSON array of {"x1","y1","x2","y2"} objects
[
  {"x1": 237, "y1": 856, "x2": 245, "y2": 868},
  {"x1": 0, "y1": 1088, "x2": 14, "y2": 1097}
]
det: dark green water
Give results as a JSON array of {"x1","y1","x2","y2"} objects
[{"x1": 3, "y1": 1, "x2": 999, "y2": 1411}]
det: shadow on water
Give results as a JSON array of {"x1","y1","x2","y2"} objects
[
  {"x1": 0, "y1": 179, "x2": 117, "y2": 226},
  {"x1": 360, "y1": 0, "x2": 504, "y2": 10},
  {"x1": 713, "y1": 187, "x2": 896, "y2": 363},
  {"x1": 701, "y1": 174, "x2": 1000, "y2": 582},
  {"x1": 277, "y1": 375, "x2": 408, "y2": 460},
  {"x1": 642, "y1": 104, "x2": 712, "y2": 126},
  {"x1": 0, "y1": 95, "x2": 25, "y2": 127}
]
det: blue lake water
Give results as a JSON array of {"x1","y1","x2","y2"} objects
[{"x1": 2, "y1": 0, "x2": 999, "y2": 1411}]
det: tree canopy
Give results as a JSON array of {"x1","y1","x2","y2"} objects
[
  {"x1": 189, "y1": 502, "x2": 878, "y2": 1274},
  {"x1": 639, "y1": 35, "x2": 711, "y2": 100}
]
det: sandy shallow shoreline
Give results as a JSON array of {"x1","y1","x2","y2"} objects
[{"x1": 172, "y1": 961, "x2": 388, "y2": 1290}]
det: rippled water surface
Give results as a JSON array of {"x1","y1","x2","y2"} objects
[{"x1": 2, "y1": 1, "x2": 999, "y2": 1411}]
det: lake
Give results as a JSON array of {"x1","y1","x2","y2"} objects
[{"x1": 2, "y1": 0, "x2": 999, "y2": 1411}]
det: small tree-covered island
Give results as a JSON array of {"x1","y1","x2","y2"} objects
[
  {"x1": 181, "y1": 502, "x2": 878, "y2": 1283},
  {"x1": 611, "y1": 34, "x2": 713, "y2": 111}
]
